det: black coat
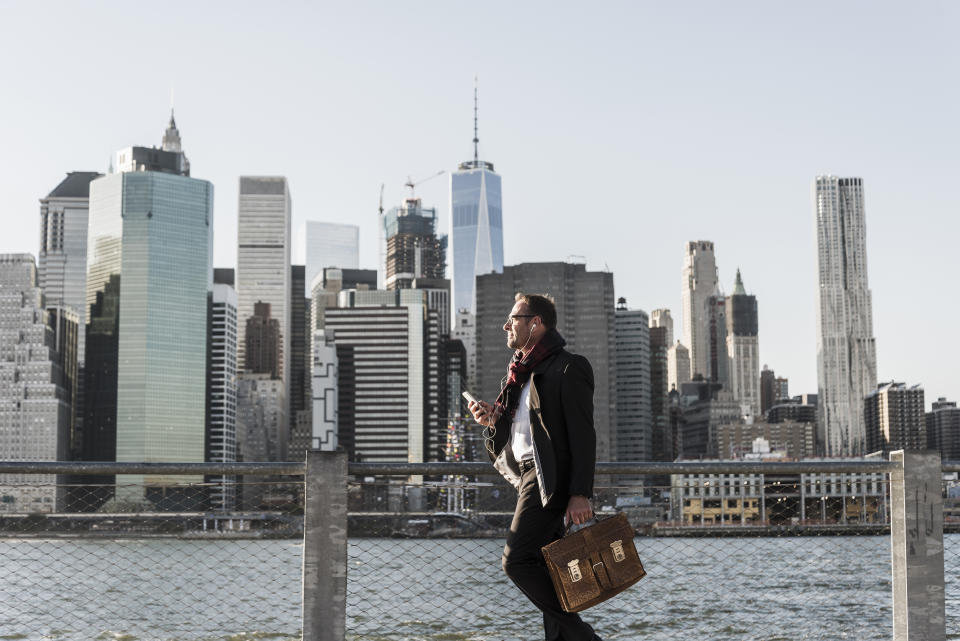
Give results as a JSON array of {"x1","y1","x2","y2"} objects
[{"x1": 487, "y1": 348, "x2": 596, "y2": 509}]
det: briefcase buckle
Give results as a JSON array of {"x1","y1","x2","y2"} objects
[
  {"x1": 567, "y1": 559, "x2": 582, "y2": 582},
  {"x1": 610, "y1": 540, "x2": 626, "y2": 563}
]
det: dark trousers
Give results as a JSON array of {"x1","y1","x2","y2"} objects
[{"x1": 501, "y1": 465, "x2": 600, "y2": 641}]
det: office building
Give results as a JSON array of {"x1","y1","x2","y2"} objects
[
  {"x1": 207, "y1": 270, "x2": 238, "y2": 510},
  {"x1": 675, "y1": 381, "x2": 741, "y2": 459},
  {"x1": 650, "y1": 309, "x2": 674, "y2": 346},
  {"x1": 667, "y1": 341, "x2": 690, "y2": 392},
  {"x1": 38, "y1": 172, "x2": 102, "y2": 369},
  {"x1": 289, "y1": 265, "x2": 311, "y2": 457},
  {"x1": 649, "y1": 324, "x2": 671, "y2": 464},
  {"x1": 236, "y1": 374, "x2": 285, "y2": 464},
  {"x1": 325, "y1": 289, "x2": 429, "y2": 462},
  {"x1": 450, "y1": 86, "x2": 503, "y2": 322},
  {"x1": 615, "y1": 300, "x2": 652, "y2": 482},
  {"x1": 760, "y1": 366, "x2": 790, "y2": 415},
  {"x1": 236, "y1": 301, "x2": 286, "y2": 463},
  {"x1": 864, "y1": 382, "x2": 926, "y2": 455},
  {"x1": 717, "y1": 420, "x2": 816, "y2": 460},
  {"x1": 765, "y1": 400, "x2": 818, "y2": 426},
  {"x1": 294, "y1": 221, "x2": 359, "y2": 295},
  {"x1": 245, "y1": 302, "x2": 280, "y2": 378},
  {"x1": 814, "y1": 175, "x2": 877, "y2": 456},
  {"x1": 237, "y1": 176, "x2": 291, "y2": 455},
  {"x1": 452, "y1": 308, "x2": 477, "y2": 391},
  {"x1": 84, "y1": 116, "x2": 212, "y2": 497},
  {"x1": 310, "y1": 267, "x2": 377, "y2": 332},
  {"x1": 706, "y1": 295, "x2": 729, "y2": 388},
  {"x1": 442, "y1": 338, "x2": 468, "y2": 426},
  {"x1": 682, "y1": 241, "x2": 719, "y2": 380},
  {"x1": 0, "y1": 255, "x2": 75, "y2": 513},
  {"x1": 927, "y1": 398, "x2": 960, "y2": 462},
  {"x1": 726, "y1": 270, "x2": 760, "y2": 416},
  {"x1": 475, "y1": 262, "x2": 616, "y2": 460}
]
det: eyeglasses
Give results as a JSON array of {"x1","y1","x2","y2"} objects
[{"x1": 505, "y1": 314, "x2": 536, "y2": 325}]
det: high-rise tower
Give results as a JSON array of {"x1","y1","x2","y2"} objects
[
  {"x1": 450, "y1": 83, "x2": 503, "y2": 322},
  {"x1": 615, "y1": 298, "x2": 652, "y2": 482},
  {"x1": 381, "y1": 197, "x2": 447, "y2": 291},
  {"x1": 84, "y1": 114, "x2": 213, "y2": 498},
  {"x1": 38, "y1": 172, "x2": 102, "y2": 368},
  {"x1": 726, "y1": 269, "x2": 760, "y2": 417},
  {"x1": 814, "y1": 175, "x2": 877, "y2": 456},
  {"x1": 681, "y1": 241, "x2": 718, "y2": 380},
  {"x1": 237, "y1": 176, "x2": 291, "y2": 460},
  {"x1": 475, "y1": 262, "x2": 616, "y2": 460}
]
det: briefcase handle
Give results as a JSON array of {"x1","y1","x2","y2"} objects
[{"x1": 565, "y1": 511, "x2": 621, "y2": 535}]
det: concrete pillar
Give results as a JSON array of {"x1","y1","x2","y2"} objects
[
  {"x1": 302, "y1": 449, "x2": 348, "y2": 641},
  {"x1": 890, "y1": 450, "x2": 945, "y2": 641}
]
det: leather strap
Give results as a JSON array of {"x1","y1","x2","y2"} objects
[{"x1": 580, "y1": 527, "x2": 613, "y2": 589}]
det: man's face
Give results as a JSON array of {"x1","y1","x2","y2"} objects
[{"x1": 504, "y1": 301, "x2": 537, "y2": 351}]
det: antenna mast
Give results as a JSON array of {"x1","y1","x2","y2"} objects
[{"x1": 473, "y1": 76, "x2": 479, "y2": 163}]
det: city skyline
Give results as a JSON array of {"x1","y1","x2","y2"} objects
[{"x1": 0, "y1": 3, "x2": 957, "y2": 405}]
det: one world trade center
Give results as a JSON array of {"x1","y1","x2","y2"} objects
[{"x1": 450, "y1": 86, "x2": 503, "y2": 322}]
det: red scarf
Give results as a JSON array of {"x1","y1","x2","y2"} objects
[{"x1": 495, "y1": 328, "x2": 566, "y2": 420}]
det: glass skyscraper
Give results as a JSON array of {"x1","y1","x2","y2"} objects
[
  {"x1": 295, "y1": 221, "x2": 359, "y2": 295},
  {"x1": 87, "y1": 171, "x2": 213, "y2": 480},
  {"x1": 83, "y1": 115, "x2": 213, "y2": 498},
  {"x1": 449, "y1": 88, "x2": 503, "y2": 321}
]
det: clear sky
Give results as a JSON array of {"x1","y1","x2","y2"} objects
[{"x1": 1, "y1": 1, "x2": 957, "y2": 408}]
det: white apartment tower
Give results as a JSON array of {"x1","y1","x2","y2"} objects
[
  {"x1": 814, "y1": 175, "x2": 877, "y2": 456},
  {"x1": 682, "y1": 241, "x2": 719, "y2": 380}
]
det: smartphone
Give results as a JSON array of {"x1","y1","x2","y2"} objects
[{"x1": 461, "y1": 391, "x2": 479, "y2": 405}]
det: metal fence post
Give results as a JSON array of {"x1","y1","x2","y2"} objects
[
  {"x1": 302, "y1": 449, "x2": 348, "y2": 641},
  {"x1": 890, "y1": 450, "x2": 945, "y2": 641}
]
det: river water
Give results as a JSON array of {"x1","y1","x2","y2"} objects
[{"x1": 0, "y1": 535, "x2": 957, "y2": 641}]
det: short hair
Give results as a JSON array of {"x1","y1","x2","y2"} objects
[{"x1": 515, "y1": 292, "x2": 557, "y2": 329}]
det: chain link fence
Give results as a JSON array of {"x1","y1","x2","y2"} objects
[
  {"x1": 944, "y1": 473, "x2": 960, "y2": 639},
  {"x1": 345, "y1": 473, "x2": 894, "y2": 641},
  {"x1": 0, "y1": 459, "x2": 955, "y2": 641},
  {"x1": 0, "y1": 474, "x2": 304, "y2": 641}
]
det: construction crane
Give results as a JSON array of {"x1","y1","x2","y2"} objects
[
  {"x1": 404, "y1": 170, "x2": 445, "y2": 197},
  {"x1": 378, "y1": 183, "x2": 385, "y2": 216}
]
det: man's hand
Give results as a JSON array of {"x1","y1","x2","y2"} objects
[
  {"x1": 565, "y1": 495, "x2": 593, "y2": 527},
  {"x1": 468, "y1": 399, "x2": 502, "y2": 428}
]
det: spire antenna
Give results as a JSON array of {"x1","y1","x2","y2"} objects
[{"x1": 472, "y1": 75, "x2": 479, "y2": 163}]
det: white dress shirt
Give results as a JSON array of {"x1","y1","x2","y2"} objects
[{"x1": 510, "y1": 381, "x2": 534, "y2": 463}]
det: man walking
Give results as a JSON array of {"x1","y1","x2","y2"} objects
[{"x1": 468, "y1": 293, "x2": 602, "y2": 641}]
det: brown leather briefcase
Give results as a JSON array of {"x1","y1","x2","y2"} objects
[{"x1": 541, "y1": 512, "x2": 646, "y2": 612}]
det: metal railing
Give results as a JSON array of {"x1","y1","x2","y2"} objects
[{"x1": 0, "y1": 453, "x2": 953, "y2": 641}]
